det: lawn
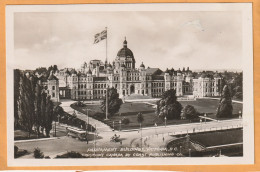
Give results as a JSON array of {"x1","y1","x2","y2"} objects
[
  {"x1": 179, "y1": 99, "x2": 242, "y2": 115},
  {"x1": 71, "y1": 99, "x2": 243, "y2": 130}
]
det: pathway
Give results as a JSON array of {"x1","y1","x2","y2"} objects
[{"x1": 60, "y1": 100, "x2": 112, "y2": 132}]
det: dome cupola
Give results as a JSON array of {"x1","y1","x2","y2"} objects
[
  {"x1": 117, "y1": 37, "x2": 134, "y2": 58},
  {"x1": 140, "y1": 62, "x2": 145, "y2": 68},
  {"x1": 123, "y1": 38, "x2": 127, "y2": 48},
  {"x1": 115, "y1": 37, "x2": 136, "y2": 69}
]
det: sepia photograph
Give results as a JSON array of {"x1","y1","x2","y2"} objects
[{"x1": 5, "y1": 3, "x2": 254, "y2": 166}]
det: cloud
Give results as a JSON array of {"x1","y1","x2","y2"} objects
[
  {"x1": 13, "y1": 11, "x2": 242, "y2": 71},
  {"x1": 182, "y1": 19, "x2": 204, "y2": 31}
]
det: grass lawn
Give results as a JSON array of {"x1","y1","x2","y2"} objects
[
  {"x1": 179, "y1": 99, "x2": 242, "y2": 114},
  {"x1": 72, "y1": 99, "x2": 242, "y2": 130}
]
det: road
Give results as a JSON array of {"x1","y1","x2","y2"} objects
[
  {"x1": 15, "y1": 115, "x2": 243, "y2": 158},
  {"x1": 15, "y1": 100, "x2": 243, "y2": 158}
]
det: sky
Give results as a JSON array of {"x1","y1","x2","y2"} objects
[{"x1": 13, "y1": 11, "x2": 242, "y2": 71}]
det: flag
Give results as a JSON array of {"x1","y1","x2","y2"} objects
[{"x1": 94, "y1": 29, "x2": 107, "y2": 44}]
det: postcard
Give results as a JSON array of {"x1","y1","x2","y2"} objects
[{"x1": 5, "y1": 3, "x2": 254, "y2": 166}]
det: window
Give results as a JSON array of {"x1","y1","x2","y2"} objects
[
  {"x1": 52, "y1": 86, "x2": 55, "y2": 90},
  {"x1": 52, "y1": 93, "x2": 55, "y2": 97}
]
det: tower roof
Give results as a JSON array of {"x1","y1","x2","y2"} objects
[
  {"x1": 87, "y1": 69, "x2": 92, "y2": 74},
  {"x1": 48, "y1": 72, "x2": 58, "y2": 81},
  {"x1": 117, "y1": 38, "x2": 134, "y2": 59},
  {"x1": 121, "y1": 63, "x2": 126, "y2": 68}
]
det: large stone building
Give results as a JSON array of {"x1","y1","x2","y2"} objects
[{"x1": 56, "y1": 38, "x2": 223, "y2": 101}]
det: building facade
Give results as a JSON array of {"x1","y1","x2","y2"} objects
[{"x1": 55, "y1": 38, "x2": 223, "y2": 100}]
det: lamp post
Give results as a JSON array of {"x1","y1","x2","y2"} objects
[
  {"x1": 154, "y1": 123, "x2": 157, "y2": 135},
  {"x1": 94, "y1": 124, "x2": 96, "y2": 155},
  {"x1": 204, "y1": 113, "x2": 207, "y2": 123},
  {"x1": 57, "y1": 114, "x2": 60, "y2": 124},
  {"x1": 55, "y1": 120, "x2": 57, "y2": 137},
  {"x1": 164, "y1": 116, "x2": 167, "y2": 127},
  {"x1": 119, "y1": 120, "x2": 122, "y2": 131},
  {"x1": 87, "y1": 109, "x2": 89, "y2": 126},
  {"x1": 105, "y1": 87, "x2": 109, "y2": 120},
  {"x1": 85, "y1": 122, "x2": 88, "y2": 134},
  {"x1": 239, "y1": 110, "x2": 242, "y2": 119},
  {"x1": 189, "y1": 149, "x2": 191, "y2": 157},
  {"x1": 113, "y1": 121, "x2": 115, "y2": 131},
  {"x1": 180, "y1": 146, "x2": 182, "y2": 154}
]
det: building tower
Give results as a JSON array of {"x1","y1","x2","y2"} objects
[
  {"x1": 115, "y1": 37, "x2": 136, "y2": 71},
  {"x1": 47, "y1": 70, "x2": 59, "y2": 102}
]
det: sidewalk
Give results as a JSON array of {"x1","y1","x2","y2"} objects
[
  {"x1": 199, "y1": 97, "x2": 243, "y2": 104},
  {"x1": 14, "y1": 137, "x2": 61, "y2": 143},
  {"x1": 60, "y1": 100, "x2": 112, "y2": 132}
]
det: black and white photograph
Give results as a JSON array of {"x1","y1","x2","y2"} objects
[{"x1": 6, "y1": 3, "x2": 254, "y2": 166}]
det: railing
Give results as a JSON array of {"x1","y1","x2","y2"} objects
[{"x1": 139, "y1": 123, "x2": 243, "y2": 140}]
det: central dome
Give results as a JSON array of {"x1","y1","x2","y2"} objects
[{"x1": 117, "y1": 38, "x2": 134, "y2": 58}]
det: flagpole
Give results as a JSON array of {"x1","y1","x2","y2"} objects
[
  {"x1": 106, "y1": 27, "x2": 108, "y2": 63},
  {"x1": 105, "y1": 26, "x2": 108, "y2": 120}
]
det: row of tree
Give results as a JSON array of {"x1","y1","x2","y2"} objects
[{"x1": 14, "y1": 69, "x2": 59, "y2": 138}]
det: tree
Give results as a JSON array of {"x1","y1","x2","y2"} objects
[
  {"x1": 35, "y1": 83, "x2": 42, "y2": 137},
  {"x1": 53, "y1": 105, "x2": 64, "y2": 122},
  {"x1": 33, "y1": 148, "x2": 44, "y2": 159},
  {"x1": 181, "y1": 105, "x2": 199, "y2": 120},
  {"x1": 137, "y1": 112, "x2": 144, "y2": 148},
  {"x1": 44, "y1": 95, "x2": 54, "y2": 137},
  {"x1": 216, "y1": 85, "x2": 233, "y2": 118},
  {"x1": 122, "y1": 117, "x2": 130, "y2": 125},
  {"x1": 156, "y1": 89, "x2": 182, "y2": 120},
  {"x1": 100, "y1": 87, "x2": 123, "y2": 117},
  {"x1": 137, "y1": 112, "x2": 144, "y2": 124},
  {"x1": 18, "y1": 74, "x2": 35, "y2": 138},
  {"x1": 40, "y1": 91, "x2": 47, "y2": 134},
  {"x1": 14, "y1": 69, "x2": 21, "y2": 129},
  {"x1": 35, "y1": 67, "x2": 47, "y2": 75}
]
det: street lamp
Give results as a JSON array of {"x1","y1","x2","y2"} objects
[
  {"x1": 204, "y1": 113, "x2": 207, "y2": 123},
  {"x1": 53, "y1": 121, "x2": 57, "y2": 137},
  {"x1": 164, "y1": 116, "x2": 167, "y2": 127},
  {"x1": 57, "y1": 114, "x2": 60, "y2": 124},
  {"x1": 85, "y1": 122, "x2": 88, "y2": 134},
  {"x1": 119, "y1": 120, "x2": 122, "y2": 131},
  {"x1": 105, "y1": 87, "x2": 109, "y2": 120},
  {"x1": 239, "y1": 110, "x2": 242, "y2": 119},
  {"x1": 94, "y1": 124, "x2": 96, "y2": 155},
  {"x1": 113, "y1": 121, "x2": 115, "y2": 130},
  {"x1": 154, "y1": 123, "x2": 157, "y2": 135}
]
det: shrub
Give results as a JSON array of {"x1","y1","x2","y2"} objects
[
  {"x1": 33, "y1": 148, "x2": 44, "y2": 159},
  {"x1": 14, "y1": 145, "x2": 28, "y2": 158},
  {"x1": 233, "y1": 92, "x2": 243, "y2": 100},
  {"x1": 181, "y1": 105, "x2": 199, "y2": 120},
  {"x1": 75, "y1": 101, "x2": 86, "y2": 107},
  {"x1": 122, "y1": 117, "x2": 130, "y2": 125},
  {"x1": 55, "y1": 151, "x2": 86, "y2": 158},
  {"x1": 14, "y1": 146, "x2": 18, "y2": 157},
  {"x1": 94, "y1": 112, "x2": 105, "y2": 120}
]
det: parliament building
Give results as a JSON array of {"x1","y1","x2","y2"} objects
[{"x1": 53, "y1": 38, "x2": 223, "y2": 101}]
